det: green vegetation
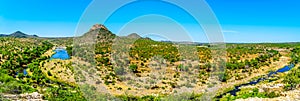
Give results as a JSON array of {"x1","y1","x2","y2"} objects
[
  {"x1": 43, "y1": 87, "x2": 86, "y2": 101},
  {"x1": 0, "y1": 71, "x2": 36, "y2": 94},
  {"x1": 283, "y1": 66, "x2": 300, "y2": 90},
  {"x1": 116, "y1": 92, "x2": 203, "y2": 101},
  {"x1": 129, "y1": 64, "x2": 138, "y2": 72},
  {"x1": 283, "y1": 48, "x2": 300, "y2": 90},
  {"x1": 290, "y1": 48, "x2": 300, "y2": 64},
  {"x1": 0, "y1": 38, "x2": 52, "y2": 94},
  {"x1": 0, "y1": 38, "x2": 85, "y2": 100},
  {"x1": 1, "y1": 28, "x2": 300, "y2": 101},
  {"x1": 66, "y1": 46, "x2": 73, "y2": 56},
  {"x1": 219, "y1": 88, "x2": 279, "y2": 101},
  {"x1": 114, "y1": 67, "x2": 126, "y2": 75},
  {"x1": 130, "y1": 39, "x2": 179, "y2": 63},
  {"x1": 226, "y1": 46, "x2": 280, "y2": 70}
]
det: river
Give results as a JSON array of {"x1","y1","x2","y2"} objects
[
  {"x1": 50, "y1": 48, "x2": 70, "y2": 60},
  {"x1": 216, "y1": 64, "x2": 295, "y2": 98}
]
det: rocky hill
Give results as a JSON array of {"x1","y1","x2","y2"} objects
[{"x1": 89, "y1": 24, "x2": 108, "y2": 32}]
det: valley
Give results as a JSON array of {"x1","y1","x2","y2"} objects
[{"x1": 0, "y1": 25, "x2": 300, "y2": 101}]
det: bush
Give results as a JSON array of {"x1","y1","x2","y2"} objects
[
  {"x1": 47, "y1": 71, "x2": 52, "y2": 76},
  {"x1": 114, "y1": 67, "x2": 125, "y2": 75},
  {"x1": 129, "y1": 64, "x2": 138, "y2": 73},
  {"x1": 266, "y1": 92, "x2": 279, "y2": 98}
]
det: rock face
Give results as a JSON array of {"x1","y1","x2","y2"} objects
[
  {"x1": 89, "y1": 24, "x2": 108, "y2": 31},
  {"x1": 80, "y1": 24, "x2": 116, "y2": 44}
]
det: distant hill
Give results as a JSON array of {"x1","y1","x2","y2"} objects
[
  {"x1": 85, "y1": 24, "x2": 143, "y2": 40},
  {"x1": 0, "y1": 31, "x2": 39, "y2": 38},
  {"x1": 0, "y1": 34, "x2": 9, "y2": 37},
  {"x1": 127, "y1": 33, "x2": 141, "y2": 39}
]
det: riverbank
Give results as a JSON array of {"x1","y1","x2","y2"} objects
[
  {"x1": 235, "y1": 86, "x2": 300, "y2": 101},
  {"x1": 1, "y1": 92, "x2": 44, "y2": 101},
  {"x1": 218, "y1": 62, "x2": 300, "y2": 100},
  {"x1": 216, "y1": 54, "x2": 290, "y2": 96}
]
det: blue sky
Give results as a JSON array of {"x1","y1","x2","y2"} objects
[{"x1": 0, "y1": 0, "x2": 299, "y2": 42}]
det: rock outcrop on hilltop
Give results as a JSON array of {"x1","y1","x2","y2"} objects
[{"x1": 89, "y1": 24, "x2": 108, "y2": 31}]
